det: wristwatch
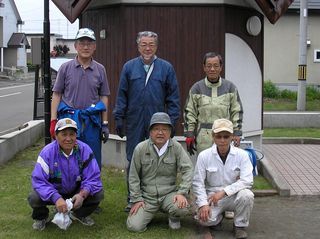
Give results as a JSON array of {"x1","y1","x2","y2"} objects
[{"x1": 102, "y1": 121, "x2": 108, "y2": 126}]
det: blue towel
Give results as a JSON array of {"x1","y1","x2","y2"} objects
[{"x1": 244, "y1": 148, "x2": 258, "y2": 176}]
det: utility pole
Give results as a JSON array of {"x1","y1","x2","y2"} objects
[
  {"x1": 44, "y1": 0, "x2": 51, "y2": 144},
  {"x1": 297, "y1": 0, "x2": 308, "y2": 111}
]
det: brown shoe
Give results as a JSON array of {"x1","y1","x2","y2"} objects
[{"x1": 234, "y1": 227, "x2": 248, "y2": 239}]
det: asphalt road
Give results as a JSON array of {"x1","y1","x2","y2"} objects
[
  {"x1": 186, "y1": 196, "x2": 320, "y2": 239},
  {"x1": 0, "y1": 77, "x2": 35, "y2": 134}
]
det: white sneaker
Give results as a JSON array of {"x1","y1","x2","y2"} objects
[
  {"x1": 70, "y1": 212, "x2": 95, "y2": 226},
  {"x1": 225, "y1": 211, "x2": 234, "y2": 219},
  {"x1": 32, "y1": 218, "x2": 49, "y2": 231},
  {"x1": 168, "y1": 217, "x2": 181, "y2": 230}
]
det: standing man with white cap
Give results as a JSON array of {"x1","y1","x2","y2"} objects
[
  {"x1": 193, "y1": 118, "x2": 254, "y2": 239},
  {"x1": 127, "y1": 112, "x2": 193, "y2": 232},
  {"x1": 50, "y1": 28, "x2": 110, "y2": 171}
]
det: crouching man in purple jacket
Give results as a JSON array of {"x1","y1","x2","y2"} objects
[{"x1": 27, "y1": 118, "x2": 104, "y2": 230}]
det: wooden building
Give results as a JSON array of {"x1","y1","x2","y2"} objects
[
  {"x1": 78, "y1": 1, "x2": 263, "y2": 146},
  {"x1": 52, "y1": 0, "x2": 293, "y2": 160}
]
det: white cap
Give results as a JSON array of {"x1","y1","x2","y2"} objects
[
  {"x1": 212, "y1": 118, "x2": 233, "y2": 134},
  {"x1": 75, "y1": 28, "x2": 96, "y2": 41},
  {"x1": 55, "y1": 118, "x2": 78, "y2": 132}
]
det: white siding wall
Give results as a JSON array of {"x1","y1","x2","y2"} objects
[
  {"x1": 2, "y1": 0, "x2": 18, "y2": 47},
  {"x1": 264, "y1": 14, "x2": 320, "y2": 88}
]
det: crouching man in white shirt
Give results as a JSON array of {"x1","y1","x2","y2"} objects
[{"x1": 193, "y1": 118, "x2": 254, "y2": 239}]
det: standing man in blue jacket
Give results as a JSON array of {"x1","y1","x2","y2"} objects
[{"x1": 113, "y1": 31, "x2": 180, "y2": 211}]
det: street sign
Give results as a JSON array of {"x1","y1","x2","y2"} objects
[{"x1": 51, "y1": 0, "x2": 91, "y2": 23}]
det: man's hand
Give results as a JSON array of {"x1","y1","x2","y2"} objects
[
  {"x1": 198, "y1": 205, "x2": 211, "y2": 222},
  {"x1": 233, "y1": 136, "x2": 241, "y2": 147},
  {"x1": 50, "y1": 119, "x2": 58, "y2": 139},
  {"x1": 115, "y1": 119, "x2": 124, "y2": 138},
  {"x1": 72, "y1": 194, "x2": 84, "y2": 209},
  {"x1": 173, "y1": 194, "x2": 189, "y2": 209},
  {"x1": 186, "y1": 137, "x2": 196, "y2": 155},
  {"x1": 55, "y1": 198, "x2": 68, "y2": 213},
  {"x1": 101, "y1": 124, "x2": 109, "y2": 143},
  {"x1": 129, "y1": 201, "x2": 145, "y2": 216},
  {"x1": 208, "y1": 191, "x2": 226, "y2": 206}
]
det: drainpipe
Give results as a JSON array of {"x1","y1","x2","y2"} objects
[{"x1": 1, "y1": 47, "x2": 3, "y2": 72}]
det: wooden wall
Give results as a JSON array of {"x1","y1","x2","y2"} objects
[{"x1": 81, "y1": 4, "x2": 263, "y2": 135}]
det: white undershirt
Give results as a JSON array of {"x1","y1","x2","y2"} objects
[{"x1": 153, "y1": 140, "x2": 169, "y2": 157}]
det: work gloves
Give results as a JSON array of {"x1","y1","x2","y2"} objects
[
  {"x1": 50, "y1": 119, "x2": 58, "y2": 139},
  {"x1": 186, "y1": 137, "x2": 196, "y2": 155},
  {"x1": 115, "y1": 119, "x2": 125, "y2": 138},
  {"x1": 101, "y1": 124, "x2": 109, "y2": 143}
]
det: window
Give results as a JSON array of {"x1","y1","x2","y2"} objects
[{"x1": 314, "y1": 49, "x2": 320, "y2": 63}]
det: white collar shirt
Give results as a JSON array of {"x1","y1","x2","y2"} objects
[{"x1": 192, "y1": 144, "x2": 253, "y2": 208}]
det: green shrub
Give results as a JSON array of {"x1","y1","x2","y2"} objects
[
  {"x1": 27, "y1": 62, "x2": 36, "y2": 72},
  {"x1": 280, "y1": 89, "x2": 297, "y2": 100},
  {"x1": 306, "y1": 86, "x2": 320, "y2": 100},
  {"x1": 264, "y1": 80, "x2": 280, "y2": 98}
]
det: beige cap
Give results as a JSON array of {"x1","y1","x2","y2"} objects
[
  {"x1": 212, "y1": 118, "x2": 233, "y2": 134},
  {"x1": 55, "y1": 118, "x2": 77, "y2": 132}
]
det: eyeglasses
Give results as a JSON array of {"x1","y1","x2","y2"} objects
[
  {"x1": 214, "y1": 135, "x2": 231, "y2": 140},
  {"x1": 139, "y1": 43, "x2": 157, "y2": 49},
  {"x1": 205, "y1": 64, "x2": 221, "y2": 70},
  {"x1": 77, "y1": 41, "x2": 95, "y2": 48},
  {"x1": 152, "y1": 127, "x2": 170, "y2": 133}
]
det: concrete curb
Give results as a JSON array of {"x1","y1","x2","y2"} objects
[
  {"x1": 253, "y1": 189, "x2": 278, "y2": 197},
  {"x1": 259, "y1": 157, "x2": 291, "y2": 196},
  {"x1": 0, "y1": 120, "x2": 44, "y2": 165},
  {"x1": 263, "y1": 137, "x2": 320, "y2": 144}
]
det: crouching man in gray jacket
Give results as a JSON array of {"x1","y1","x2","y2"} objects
[{"x1": 127, "y1": 112, "x2": 193, "y2": 232}]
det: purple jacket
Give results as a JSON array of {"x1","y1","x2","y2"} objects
[{"x1": 31, "y1": 140, "x2": 103, "y2": 204}]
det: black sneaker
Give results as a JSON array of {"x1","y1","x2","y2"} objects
[
  {"x1": 94, "y1": 206, "x2": 102, "y2": 214},
  {"x1": 210, "y1": 220, "x2": 223, "y2": 231},
  {"x1": 124, "y1": 203, "x2": 132, "y2": 213},
  {"x1": 234, "y1": 226, "x2": 248, "y2": 239}
]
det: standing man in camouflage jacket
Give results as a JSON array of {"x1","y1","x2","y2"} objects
[{"x1": 184, "y1": 52, "x2": 243, "y2": 155}]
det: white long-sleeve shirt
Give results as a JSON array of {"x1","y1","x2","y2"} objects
[{"x1": 193, "y1": 144, "x2": 253, "y2": 208}]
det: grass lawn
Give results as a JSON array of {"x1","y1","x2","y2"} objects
[
  {"x1": 264, "y1": 98, "x2": 320, "y2": 111},
  {"x1": 263, "y1": 128, "x2": 320, "y2": 138},
  {"x1": 0, "y1": 139, "x2": 271, "y2": 239}
]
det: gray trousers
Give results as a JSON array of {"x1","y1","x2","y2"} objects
[
  {"x1": 127, "y1": 192, "x2": 190, "y2": 232},
  {"x1": 28, "y1": 189, "x2": 104, "y2": 220},
  {"x1": 195, "y1": 189, "x2": 254, "y2": 228}
]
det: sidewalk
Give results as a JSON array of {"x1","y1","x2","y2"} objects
[{"x1": 262, "y1": 143, "x2": 320, "y2": 196}]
